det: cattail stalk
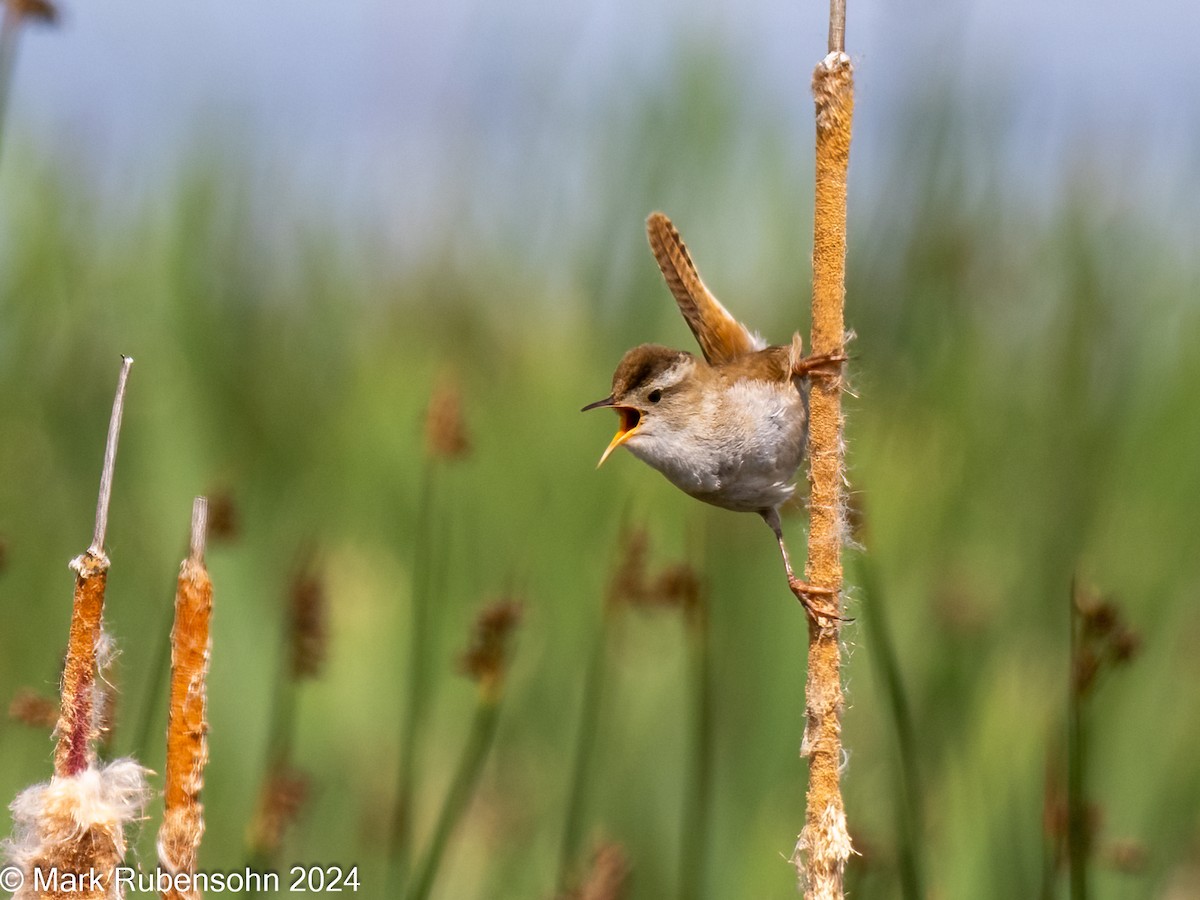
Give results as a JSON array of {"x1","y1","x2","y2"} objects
[
  {"x1": 793, "y1": 10, "x2": 854, "y2": 897},
  {"x1": 54, "y1": 356, "x2": 132, "y2": 778},
  {"x1": 158, "y1": 498, "x2": 213, "y2": 900}
]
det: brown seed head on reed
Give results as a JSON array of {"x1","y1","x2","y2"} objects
[
  {"x1": 6, "y1": 0, "x2": 58, "y2": 25},
  {"x1": 649, "y1": 562, "x2": 703, "y2": 619},
  {"x1": 287, "y1": 557, "x2": 327, "y2": 680},
  {"x1": 424, "y1": 372, "x2": 471, "y2": 460},
  {"x1": 246, "y1": 765, "x2": 309, "y2": 859},
  {"x1": 606, "y1": 527, "x2": 649, "y2": 611},
  {"x1": 1043, "y1": 791, "x2": 1103, "y2": 871},
  {"x1": 557, "y1": 841, "x2": 630, "y2": 900},
  {"x1": 1072, "y1": 584, "x2": 1140, "y2": 697},
  {"x1": 1104, "y1": 839, "x2": 1147, "y2": 874},
  {"x1": 459, "y1": 599, "x2": 523, "y2": 698},
  {"x1": 606, "y1": 527, "x2": 703, "y2": 620},
  {"x1": 8, "y1": 689, "x2": 58, "y2": 730},
  {"x1": 5, "y1": 759, "x2": 149, "y2": 900},
  {"x1": 204, "y1": 487, "x2": 239, "y2": 543}
]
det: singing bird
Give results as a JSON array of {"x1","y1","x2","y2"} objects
[{"x1": 583, "y1": 212, "x2": 844, "y2": 618}]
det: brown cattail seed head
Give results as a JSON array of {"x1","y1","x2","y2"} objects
[
  {"x1": 205, "y1": 488, "x2": 239, "y2": 543},
  {"x1": 606, "y1": 528, "x2": 649, "y2": 611},
  {"x1": 1110, "y1": 627, "x2": 1141, "y2": 665},
  {"x1": 649, "y1": 563, "x2": 703, "y2": 617},
  {"x1": 459, "y1": 599, "x2": 523, "y2": 697},
  {"x1": 246, "y1": 766, "x2": 309, "y2": 859},
  {"x1": 563, "y1": 841, "x2": 630, "y2": 900},
  {"x1": 424, "y1": 373, "x2": 471, "y2": 460},
  {"x1": 606, "y1": 528, "x2": 703, "y2": 617},
  {"x1": 7, "y1": 0, "x2": 58, "y2": 25},
  {"x1": 288, "y1": 561, "x2": 327, "y2": 680},
  {"x1": 9, "y1": 689, "x2": 58, "y2": 730}
]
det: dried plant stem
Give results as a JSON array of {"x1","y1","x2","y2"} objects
[
  {"x1": 158, "y1": 498, "x2": 212, "y2": 900},
  {"x1": 54, "y1": 356, "x2": 133, "y2": 778},
  {"x1": 405, "y1": 696, "x2": 502, "y2": 900},
  {"x1": 793, "y1": 40, "x2": 854, "y2": 900}
]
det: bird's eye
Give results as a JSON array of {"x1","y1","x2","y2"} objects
[{"x1": 648, "y1": 389, "x2": 663, "y2": 403}]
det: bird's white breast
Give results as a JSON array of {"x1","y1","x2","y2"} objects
[{"x1": 626, "y1": 377, "x2": 807, "y2": 513}]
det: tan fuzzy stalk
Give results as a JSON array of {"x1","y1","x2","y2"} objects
[
  {"x1": 54, "y1": 357, "x2": 133, "y2": 779},
  {"x1": 792, "y1": 27, "x2": 855, "y2": 900},
  {"x1": 158, "y1": 498, "x2": 212, "y2": 900}
]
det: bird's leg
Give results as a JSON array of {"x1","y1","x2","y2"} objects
[
  {"x1": 760, "y1": 508, "x2": 845, "y2": 622},
  {"x1": 787, "y1": 331, "x2": 847, "y2": 379},
  {"x1": 791, "y1": 351, "x2": 848, "y2": 379}
]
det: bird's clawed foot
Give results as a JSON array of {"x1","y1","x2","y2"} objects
[
  {"x1": 787, "y1": 576, "x2": 851, "y2": 623},
  {"x1": 792, "y1": 352, "x2": 848, "y2": 379}
]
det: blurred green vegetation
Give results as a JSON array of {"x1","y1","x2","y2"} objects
[{"x1": 2, "y1": 51, "x2": 1200, "y2": 900}]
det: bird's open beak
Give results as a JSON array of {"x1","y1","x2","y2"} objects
[{"x1": 581, "y1": 396, "x2": 642, "y2": 468}]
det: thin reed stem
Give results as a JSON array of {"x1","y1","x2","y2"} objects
[
  {"x1": 679, "y1": 604, "x2": 713, "y2": 900},
  {"x1": 405, "y1": 696, "x2": 502, "y2": 900},
  {"x1": 1067, "y1": 578, "x2": 1087, "y2": 900},
  {"x1": 853, "y1": 553, "x2": 923, "y2": 899},
  {"x1": 557, "y1": 613, "x2": 609, "y2": 890},
  {"x1": 129, "y1": 598, "x2": 176, "y2": 760},
  {"x1": 390, "y1": 461, "x2": 439, "y2": 884},
  {"x1": 91, "y1": 356, "x2": 133, "y2": 555}
]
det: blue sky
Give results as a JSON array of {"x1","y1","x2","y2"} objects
[{"x1": 5, "y1": 0, "x2": 1198, "y2": 228}]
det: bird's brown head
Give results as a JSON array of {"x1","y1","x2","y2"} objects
[{"x1": 582, "y1": 344, "x2": 695, "y2": 467}]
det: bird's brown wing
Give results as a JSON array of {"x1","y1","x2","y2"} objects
[{"x1": 646, "y1": 212, "x2": 764, "y2": 366}]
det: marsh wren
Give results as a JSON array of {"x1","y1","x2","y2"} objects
[{"x1": 583, "y1": 212, "x2": 845, "y2": 619}]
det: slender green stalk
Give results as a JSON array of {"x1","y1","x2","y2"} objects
[
  {"x1": 405, "y1": 696, "x2": 502, "y2": 900},
  {"x1": 557, "y1": 614, "x2": 609, "y2": 890},
  {"x1": 852, "y1": 553, "x2": 924, "y2": 899},
  {"x1": 242, "y1": 627, "x2": 299, "y2": 897},
  {"x1": 1067, "y1": 579, "x2": 1087, "y2": 900},
  {"x1": 128, "y1": 576, "x2": 183, "y2": 761},
  {"x1": 390, "y1": 462, "x2": 438, "y2": 886},
  {"x1": 678, "y1": 604, "x2": 713, "y2": 900}
]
